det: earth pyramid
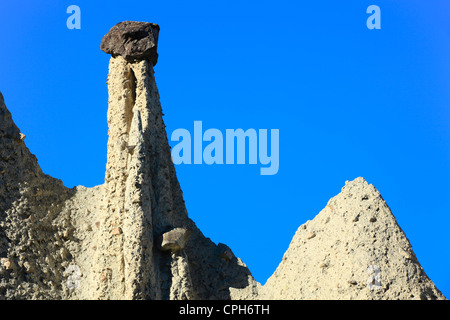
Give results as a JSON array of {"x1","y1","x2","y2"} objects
[
  {"x1": 260, "y1": 177, "x2": 445, "y2": 300},
  {"x1": 0, "y1": 22, "x2": 445, "y2": 300}
]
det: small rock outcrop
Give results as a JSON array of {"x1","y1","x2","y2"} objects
[{"x1": 0, "y1": 21, "x2": 445, "y2": 300}]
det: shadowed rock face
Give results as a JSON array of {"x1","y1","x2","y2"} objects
[{"x1": 100, "y1": 21, "x2": 160, "y2": 65}]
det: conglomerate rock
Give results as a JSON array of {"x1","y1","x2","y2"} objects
[{"x1": 0, "y1": 21, "x2": 445, "y2": 300}]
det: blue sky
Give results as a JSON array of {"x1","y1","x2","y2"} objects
[{"x1": 0, "y1": 1, "x2": 449, "y2": 297}]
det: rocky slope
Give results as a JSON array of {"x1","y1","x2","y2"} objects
[{"x1": 0, "y1": 21, "x2": 445, "y2": 300}]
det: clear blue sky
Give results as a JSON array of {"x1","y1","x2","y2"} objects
[{"x1": 1, "y1": 1, "x2": 449, "y2": 297}]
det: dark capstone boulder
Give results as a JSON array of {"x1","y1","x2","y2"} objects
[{"x1": 100, "y1": 21, "x2": 160, "y2": 65}]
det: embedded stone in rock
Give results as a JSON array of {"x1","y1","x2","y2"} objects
[
  {"x1": 1, "y1": 258, "x2": 13, "y2": 271},
  {"x1": 306, "y1": 232, "x2": 316, "y2": 240},
  {"x1": 159, "y1": 228, "x2": 192, "y2": 252},
  {"x1": 0, "y1": 22, "x2": 260, "y2": 300},
  {"x1": 100, "y1": 21, "x2": 160, "y2": 65},
  {"x1": 111, "y1": 227, "x2": 122, "y2": 236},
  {"x1": 217, "y1": 243, "x2": 234, "y2": 261}
]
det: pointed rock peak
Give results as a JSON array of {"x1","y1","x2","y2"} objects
[
  {"x1": 321, "y1": 177, "x2": 392, "y2": 224},
  {"x1": 0, "y1": 92, "x2": 21, "y2": 140},
  {"x1": 341, "y1": 177, "x2": 379, "y2": 202},
  {"x1": 261, "y1": 177, "x2": 445, "y2": 300},
  {"x1": 100, "y1": 21, "x2": 160, "y2": 65}
]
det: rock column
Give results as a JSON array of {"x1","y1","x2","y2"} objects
[{"x1": 96, "y1": 21, "x2": 192, "y2": 299}]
